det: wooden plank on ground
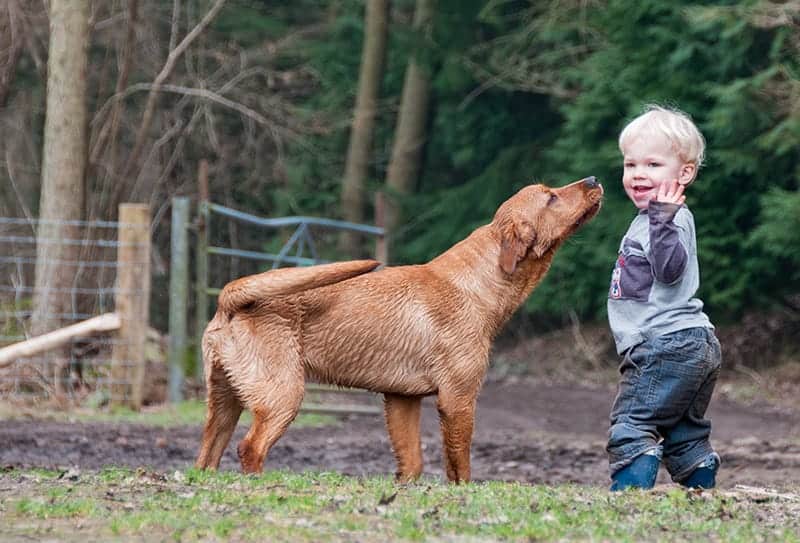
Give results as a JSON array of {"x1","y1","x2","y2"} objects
[{"x1": 0, "y1": 313, "x2": 121, "y2": 367}]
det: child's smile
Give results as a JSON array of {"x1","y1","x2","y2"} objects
[
  {"x1": 631, "y1": 184, "x2": 654, "y2": 199},
  {"x1": 621, "y1": 134, "x2": 693, "y2": 209}
]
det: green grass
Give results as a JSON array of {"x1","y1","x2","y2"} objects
[
  {"x1": 2, "y1": 468, "x2": 798, "y2": 542},
  {"x1": 0, "y1": 399, "x2": 336, "y2": 428}
]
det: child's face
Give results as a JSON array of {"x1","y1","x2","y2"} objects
[{"x1": 621, "y1": 134, "x2": 696, "y2": 209}]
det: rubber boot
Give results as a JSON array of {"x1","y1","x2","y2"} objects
[
  {"x1": 681, "y1": 454, "x2": 719, "y2": 489},
  {"x1": 610, "y1": 453, "x2": 660, "y2": 491}
]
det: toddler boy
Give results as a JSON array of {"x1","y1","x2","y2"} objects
[{"x1": 606, "y1": 105, "x2": 722, "y2": 491}]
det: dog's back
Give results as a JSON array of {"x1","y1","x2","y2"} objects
[
  {"x1": 222, "y1": 228, "x2": 507, "y2": 396},
  {"x1": 298, "y1": 265, "x2": 458, "y2": 395}
]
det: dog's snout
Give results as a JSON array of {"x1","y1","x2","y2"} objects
[{"x1": 583, "y1": 176, "x2": 599, "y2": 189}]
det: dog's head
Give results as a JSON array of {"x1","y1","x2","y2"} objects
[{"x1": 495, "y1": 177, "x2": 603, "y2": 274}]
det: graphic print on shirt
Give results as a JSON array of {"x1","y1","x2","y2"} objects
[
  {"x1": 608, "y1": 238, "x2": 654, "y2": 302},
  {"x1": 610, "y1": 261, "x2": 622, "y2": 298}
]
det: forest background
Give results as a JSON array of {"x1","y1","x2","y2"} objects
[{"x1": 0, "y1": 0, "x2": 798, "y2": 366}]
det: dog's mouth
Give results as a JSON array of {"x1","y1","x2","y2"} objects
[{"x1": 574, "y1": 200, "x2": 602, "y2": 228}]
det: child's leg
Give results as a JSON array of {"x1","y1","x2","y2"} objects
[
  {"x1": 607, "y1": 328, "x2": 720, "y2": 490},
  {"x1": 661, "y1": 332, "x2": 722, "y2": 486},
  {"x1": 607, "y1": 343, "x2": 663, "y2": 489}
]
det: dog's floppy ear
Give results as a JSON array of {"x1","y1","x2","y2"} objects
[{"x1": 498, "y1": 218, "x2": 537, "y2": 275}]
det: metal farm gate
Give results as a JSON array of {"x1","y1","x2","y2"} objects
[{"x1": 167, "y1": 186, "x2": 387, "y2": 415}]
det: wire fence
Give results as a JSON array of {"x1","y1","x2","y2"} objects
[
  {"x1": 2, "y1": 199, "x2": 383, "y2": 414},
  {"x1": 0, "y1": 215, "x2": 149, "y2": 406}
]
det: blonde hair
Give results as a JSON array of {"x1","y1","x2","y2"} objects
[{"x1": 619, "y1": 105, "x2": 706, "y2": 175}]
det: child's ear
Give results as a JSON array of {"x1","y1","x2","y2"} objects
[{"x1": 678, "y1": 163, "x2": 696, "y2": 186}]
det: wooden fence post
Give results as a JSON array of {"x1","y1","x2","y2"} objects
[
  {"x1": 374, "y1": 191, "x2": 387, "y2": 264},
  {"x1": 111, "y1": 204, "x2": 151, "y2": 409},
  {"x1": 168, "y1": 197, "x2": 190, "y2": 403},
  {"x1": 195, "y1": 159, "x2": 210, "y2": 381}
]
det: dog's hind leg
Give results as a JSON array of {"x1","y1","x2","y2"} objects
[
  {"x1": 437, "y1": 389, "x2": 477, "y2": 483},
  {"x1": 195, "y1": 362, "x2": 243, "y2": 470},
  {"x1": 235, "y1": 343, "x2": 305, "y2": 474},
  {"x1": 237, "y1": 385, "x2": 304, "y2": 474},
  {"x1": 384, "y1": 394, "x2": 424, "y2": 483}
]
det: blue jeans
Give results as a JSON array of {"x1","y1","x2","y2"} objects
[{"x1": 607, "y1": 327, "x2": 722, "y2": 482}]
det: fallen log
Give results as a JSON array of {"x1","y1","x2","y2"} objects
[{"x1": 0, "y1": 313, "x2": 121, "y2": 367}]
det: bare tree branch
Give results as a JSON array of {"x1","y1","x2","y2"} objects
[
  {"x1": 5, "y1": 146, "x2": 35, "y2": 225},
  {"x1": 151, "y1": 105, "x2": 204, "y2": 198},
  {"x1": 90, "y1": 0, "x2": 139, "y2": 164},
  {"x1": 129, "y1": 115, "x2": 187, "y2": 201},
  {"x1": 111, "y1": 82, "x2": 301, "y2": 141},
  {"x1": 123, "y1": 0, "x2": 227, "y2": 178},
  {"x1": 0, "y1": 0, "x2": 24, "y2": 107},
  {"x1": 169, "y1": 0, "x2": 181, "y2": 52}
]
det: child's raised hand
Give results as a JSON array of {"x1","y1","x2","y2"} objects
[{"x1": 654, "y1": 179, "x2": 686, "y2": 206}]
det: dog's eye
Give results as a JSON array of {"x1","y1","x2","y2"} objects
[{"x1": 547, "y1": 194, "x2": 558, "y2": 206}]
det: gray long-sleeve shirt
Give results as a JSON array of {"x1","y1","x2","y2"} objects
[{"x1": 607, "y1": 201, "x2": 713, "y2": 355}]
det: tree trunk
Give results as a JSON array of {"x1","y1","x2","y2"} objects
[
  {"x1": 339, "y1": 0, "x2": 390, "y2": 257},
  {"x1": 384, "y1": 0, "x2": 434, "y2": 262},
  {"x1": 32, "y1": 0, "x2": 90, "y2": 340}
]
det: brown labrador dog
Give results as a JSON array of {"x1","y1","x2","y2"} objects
[{"x1": 196, "y1": 177, "x2": 603, "y2": 482}]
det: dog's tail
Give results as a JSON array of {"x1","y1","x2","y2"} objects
[{"x1": 216, "y1": 259, "x2": 381, "y2": 316}]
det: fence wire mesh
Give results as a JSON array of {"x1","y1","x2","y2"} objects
[{"x1": 0, "y1": 216, "x2": 148, "y2": 405}]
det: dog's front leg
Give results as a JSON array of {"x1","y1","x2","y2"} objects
[
  {"x1": 384, "y1": 393, "x2": 424, "y2": 482},
  {"x1": 436, "y1": 390, "x2": 476, "y2": 483}
]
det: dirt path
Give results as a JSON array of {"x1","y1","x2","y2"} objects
[{"x1": 2, "y1": 380, "x2": 799, "y2": 489}]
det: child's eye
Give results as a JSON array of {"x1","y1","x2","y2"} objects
[
  {"x1": 624, "y1": 162, "x2": 634, "y2": 168},
  {"x1": 648, "y1": 162, "x2": 661, "y2": 167}
]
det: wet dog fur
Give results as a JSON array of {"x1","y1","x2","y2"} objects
[{"x1": 195, "y1": 177, "x2": 603, "y2": 482}]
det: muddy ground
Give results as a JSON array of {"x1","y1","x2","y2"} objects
[{"x1": 1, "y1": 378, "x2": 799, "y2": 489}]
